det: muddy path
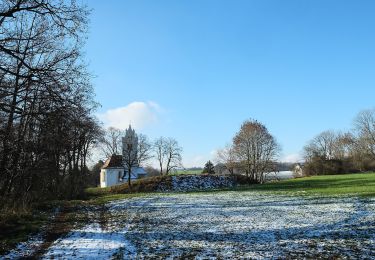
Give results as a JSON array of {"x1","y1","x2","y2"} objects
[{"x1": 2, "y1": 203, "x2": 107, "y2": 259}]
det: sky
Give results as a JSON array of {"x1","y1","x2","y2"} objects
[{"x1": 85, "y1": 0, "x2": 375, "y2": 167}]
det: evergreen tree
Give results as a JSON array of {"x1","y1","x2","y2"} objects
[{"x1": 202, "y1": 161, "x2": 215, "y2": 174}]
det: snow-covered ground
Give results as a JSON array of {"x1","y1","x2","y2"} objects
[
  {"x1": 2, "y1": 208, "x2": 60, "y2": 260},
  {"x1": 39, "y1": 192, "x2": 375, "y2": 259}
]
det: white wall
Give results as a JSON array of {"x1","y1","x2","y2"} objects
[
  {"x1": 101, "y1": 168, "x2": 124, "y2": 188},
  {"x1": 100, "y1": 167, "x2": 148, "y2": 188}
]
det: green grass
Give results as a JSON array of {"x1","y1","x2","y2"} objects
[
  {"x1": 85, "y1": 184, "x2": 161, "y2": 204},
  {"x1": 172, "y1": 169, "x2": 202, "y2": 175},
  {"x1": 248, "y1": 172, "x2": 375, "y2": 197},
  {"x1": 0, "y1": 212, "x2": 49, "y2": 255},
  {"x1": 87, "y1": 172, "x2": 375, "y2": 198},
  {"x1": 87, "y1": 192, "x2": 150, "y2": 204}
]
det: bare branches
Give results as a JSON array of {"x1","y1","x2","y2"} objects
[
  {"x1": 303, "y1": 109, "x2": 375, "y2": 175},
  {"x1": 233, "y1": 119, "x2": 280, "y2": 183},
  {"x1": 154, "y1": 137, "x2": 183, "y2": 175},
  {"x1": 303, "y1": 130, "x2": 337, "y2": 160},
  {"x1": 164, "y1": 137, "x2": 183, "y2": 175},
  {"x1": 354, "y1": 109, "x2": 375, "y2": 158},
  {"x1": 99, "y1": 127, "x2": 124, "y2": 158},
  {"x1": 0, "y1": 0, "x2": 95, "y2": 209},
  {"x1": 137, "y1": 134, "x2": 152, "y2": 166},
  {"x1": 215, "y1": 144, "x2": 236, "y2": 175},
  {"x1": 154, "y1": 137, "x2": 166, "y2": 175}
]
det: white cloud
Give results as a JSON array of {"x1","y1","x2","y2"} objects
[
  {"x1": 282, "y1": 153, "x2": 302, "y2": 163},
  {"x1": 98, "y1": 101, "x2": 163, "y2": 130}
]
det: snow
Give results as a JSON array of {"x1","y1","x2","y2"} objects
[
  {"x1": 42, "y1": 223, "x2": 127, "y2": 259},
  {"x1": 2, "y1": 208, "x2": 60, "y2": 260},
  {"x1": 40, "y1": 192, "x2": 375, "y2": 259},
  {"x1": 2, "y1": 232, "x2": 45, "y2": 259}
]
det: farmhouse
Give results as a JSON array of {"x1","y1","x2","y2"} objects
[{"x1": 100, "y1": 125, "x2": 147, "y2": 188}]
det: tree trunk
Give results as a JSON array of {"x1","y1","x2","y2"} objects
[{"x1": 128, "y1": 168, "x2": 132, "y2": 187}]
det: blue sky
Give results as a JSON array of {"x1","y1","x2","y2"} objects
[{"x1": 86, "y1": 0, "x2": 375, "y2": 167}]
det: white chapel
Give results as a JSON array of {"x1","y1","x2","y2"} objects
[{"x1": 100, "y1": 125, "x2": 147, "y2": 188}]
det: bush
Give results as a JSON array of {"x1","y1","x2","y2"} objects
[
  {"x1": 303, "y1": 156, "x2": 360, "y2": 176},
  {"x1": 202, "y1": 161, "x2": 215, "y2": 174},
  {"x1": 109, "y1": 176, "x2": 172, "y2": 194},
  {"x1": 144, "y1": 166, "x2": 160, "y2": 177}
]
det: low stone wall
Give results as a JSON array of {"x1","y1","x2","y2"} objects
[{"x1": 157, "y1": 174, "x2": 236, "y2": 192}]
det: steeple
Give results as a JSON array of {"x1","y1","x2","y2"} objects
[{"x1": 122, "y1": 124, "x2": 139, "y2": 168}]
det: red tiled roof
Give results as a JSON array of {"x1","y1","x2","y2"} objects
[{"x1": 102, "y1": 155, "x2": 123, "y2": 169}]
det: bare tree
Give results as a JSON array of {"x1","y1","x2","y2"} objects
[
  {"x1": 354, "y1": 109, "x2": 375, "y2": 159},
  {"x1": 332, "y1": 132, "x2": 355, "y2": 160},
  {"x1": 154, "y1": 137, "x2": 183, "y2": 175},
  {"x1": 122, "y1": 132, "x2": 138, "y2": 187},
  {"x1": 122, "y1": 130, "x2": 152, "y2": 186},
  {"x1": 0, "y1": 0, "x2": 97, "y2": 210},
  {"x1": 154, "y1": 137, "x2": 166, "y2": 175},
  {"x1": 99, "y1": 127, "x2": 124, "y2": 158},
  {"x1": 302, "y1": 130, "x2": 361, "y2": 175},
  {"x1": 137, "y1": 133, "x2": 153, "y2": 166},
  {"x1": 215, "y1": 144, "x2": 237, "y2": 175},
  {"x1": 164, "y1": 137, "x2": 183, "y2": 175},
  {"x1": 303, "y1": 130, "x2": 337, "y2": 161},
  {"x1": 233, "y1": 119, "x2": 280, "y2": 183},
  {"x1": 301, "y1": 109, "x2": 375, "y2": 176}
]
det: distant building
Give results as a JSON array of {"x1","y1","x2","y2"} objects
[
  {"x1": 122, "y1": 124, "x2": 138, "y2": 167},
  {"x1": 100, "y1": 125, "x2": 147, "y2": 188},
  {"x1": 293, "y1": 163, "x2": 304, "y2": 177},
  {"x1": 100, "y1": 155, "x2": 125, "y2": 188}
]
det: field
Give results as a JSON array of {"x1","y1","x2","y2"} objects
[
  {"x1": 3, "y1": 172, "x2": 375, "y2": 259},
  {"x1": 11, "y1": 192, "x2": 374, "y2": 259},
  {"x1": 173, "y1": 169, "x2": 202, "y2": 175},
  {"x1": 251, "y1": 172, "x2": 375, "y2": 197}
]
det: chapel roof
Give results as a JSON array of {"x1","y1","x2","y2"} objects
[{"x1": 102, "y1": 155, "x2": 123, "y2": 169}]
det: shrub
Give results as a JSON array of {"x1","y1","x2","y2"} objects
[
  {"x1": 110, "y1": 176, "x2": 172, "y2": 194},
  {"x1": 202, "y1": 161, "x2": 215, "y2": 174}
]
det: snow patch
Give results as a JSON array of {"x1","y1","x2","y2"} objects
[
  {"x1": 42, "y1": 223, "x2": 126, "y2": 259},
  {"x1": 2, "y1": 208, "x2": 60, "y2": 259}
]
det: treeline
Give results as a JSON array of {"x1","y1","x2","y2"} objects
[
  {"x1": 303, "y1": 109, "x2": 375, "y2": 176},
  {"x1": 0, "y1": 1, "x2": 100, "y2": 211}
]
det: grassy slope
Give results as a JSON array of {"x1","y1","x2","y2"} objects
[
  {"x1": 86, "y1": 172, "x2": 375, "y2": 198},
  {"x1": 249, "y1": 172, "x2": 375, "y2": 197},
  {"x1": 173, "y1": 169, "x2": 202, "y2": 175}
]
